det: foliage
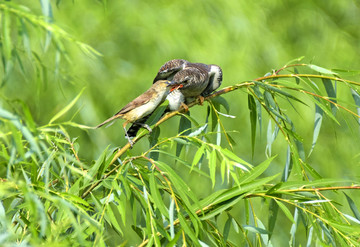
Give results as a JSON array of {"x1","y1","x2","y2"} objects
[{"x1": 1, "y1": 1, "x2": 360, "y2": 246}]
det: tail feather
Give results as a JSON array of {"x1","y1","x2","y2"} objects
[{"x1": 95, "y1": 114, "x2": 122, "y2": 129}]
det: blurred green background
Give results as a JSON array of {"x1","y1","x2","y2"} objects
[{"x1": 2, "y1": 0, "x2": 360, "y2": 245}]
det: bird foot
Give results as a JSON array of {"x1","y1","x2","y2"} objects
[
  {"x1": 181, "y1": 102, "x2": 189, "y2": 112},
  {"x1": 197, "y1": 95, "x2": 205, "y2": 105},
  {"x1": 140, "y1": 123, "x2": 152, "y2": 133}
]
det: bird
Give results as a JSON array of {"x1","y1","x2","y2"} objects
[
  {"x1": 127, "y1": 59, "x2": 223, "y2": 137},
  {"x1": 154, "y1": 59, "x2": 223, "y2": 108},
  {"x1": 95, "y1": 80, "x2": 174, "y2": 145}
]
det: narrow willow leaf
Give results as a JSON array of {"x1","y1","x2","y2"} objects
[
  {"x1": 243, "y1": 225, "x2": 269, "y2": 234},
  {"x1": 178, "y1": 213, "x2": 199, "y2": 244},
  {"x1": 106, "y1": 203, "x2": 123, "y2": 235},
  {"x1": 223, "y1": 216, "x2": 232, "y2": 242},
  {"x1": 256, "y1": 218, "x2": 270, "y2": 244},
  {"x1": 306, "y1": 226, "x2": 313, "y2": 247},
  {"x1": 213, "y1": 175, "x2": 279, "y2": 206},
  {"x1": 169, "y1": 198, "x2": 175, "y2": 239},
  {"x1": 167, "y1": 230, "x2": 182, "y2": 247},
  {"x1": 188, "y1": 124, "x2": 208, "y2": 137},
  {"x1": 176, "y1": 113, "x2": 191, "y2": 156},
  {"x1": 9, "y1": 123, "x2": 25, "y2": 159},
  {"x1": 309, "y1": 104, "x2": 323, "y2": 157},
  {"x1": 301, "y1": 162, "x2": 323, "y2": 180},
  {"x1": 306, "y1": 94, "x2": 339, "y2": 125},
  {"x1": 220, "y1": 148, "x2": 252, "y2": 168},
  {"x1": 308, "y1": 64, "x2": 338, "y2": 75},
  {"x1": 192, "y1": 144, "x2": 205, "y2": 169},
  {"x1": 276, "y1": 178, "x2": 351, "y2": 191},
  {"x1": 248, "y1": 94, "x2": 257, "y2": 158},
  {"x1": 281, "y1": 145, "x2": 292, "y2": 182},
  {"x1": 149, "y1": 126, "x2": 160, "y2": 161},
  {"x1": 49, "y1": 88, "x2": 85, "y2": 124},
  {"x1": 322, "y1": 78, "x2": 337, "y2": 114},
  {"x1": 276, "y1": 200, "x2": 295, "y2": 223},
  {"x1": 216, "y1": 123, "x2": 221, "y2": 146},
  {"x1": 209, "y1": 149, "x2": 217, "y2": 187},
  {"x1": 200, "y1": 193, "x2": 246, "y2": 220},
  {"x1": 156, "y1": 161, "x2": 201, "y2": 214},
  {"x1": 84, "y1": 146, "x2": 108, "y2": 185},
  {"x1": 294, "y1": 67, "x2": 300, "y2": 84},
  {"x1": 342, "y1": 213, "x2": 360, "y2": 224},
  {"x1": 268, "y1": 199, "x2": 279, "y2": 240},
  {"x1": 351, "y1": 89, "x2": 360, "y2": 126},
  {"x1": 240, "y1": 156, "x2": 275, "y2": 185},
  {"x1": 149, "y1": 172, "x2": 169, "y2": 219},
  {"x1": 343, "y1": 192, "x2": 360, "y2": 220},
  {"x1": 146, "y1": 101, "x2": 168, "y2": 125},
  {"x1": 318, "y1": 219, "x2": 335, "y2": 246},
  {"x1": 256, "y1": 81, "x2": 306, "y2": 105},
  {"x1": 290, "y1": 208, "x2": 298, "y2": 245},
  {"x1": 211, "y1": 96, "x2": 230, "y2": 113}
]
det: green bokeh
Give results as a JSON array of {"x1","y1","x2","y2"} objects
[{"x1": 2, "y1": 0, "x2": 360, "y2": 245}]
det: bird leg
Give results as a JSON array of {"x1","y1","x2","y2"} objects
[
  {"x1": 137, "y1": 123, "x2": 152, "y2": 133},
  {"x1": 181, "y1": 102, "x2": 189, "y2": 112},
  {"x1": 123, "y1": 122, "x2": 134, "y2": 147},
  {"x1": 197, "y1": 95, "x2": 205, "y2": 105}
]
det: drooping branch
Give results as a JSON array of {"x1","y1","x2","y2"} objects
[{"x1": 81, "y1": 72, "x2": 360, "y2": 199}]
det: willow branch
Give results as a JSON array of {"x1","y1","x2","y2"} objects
[{"x1": 83, "y1": 72, "x2": 360, "y2": 199}]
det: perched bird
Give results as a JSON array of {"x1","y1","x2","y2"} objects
[
  {"x1": 154, "y1": 59, "x2": 223, "y2": 97},
  {"x1": 95, "y1": 80, "x2": 174, "y2": 145},
  {"x1": 127, "y1": 59, "x2": 223, "y2": 137}
]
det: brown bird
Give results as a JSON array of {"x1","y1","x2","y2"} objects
[
  {"x1": 127, "y1": 59, "x2": 223, "y2": 137},
  {"x1": 95, "y1": 80, "x2": 174, "y2": 145}
]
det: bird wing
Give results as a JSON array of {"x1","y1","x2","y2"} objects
[
  {"x1": 174, "y1": 66, "x2": 208, "y2": 84},
  {"x1": 115, "y1": 89, "x2": 153, "y2": 115},
  {"x1": 153, "y1": 59, "x2": 188, "y2": 83}
]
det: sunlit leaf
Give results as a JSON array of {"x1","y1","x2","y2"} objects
[
  {"x1": 149, "y1": 172, "x2": 169, "y2": 219},
  {"x1": 49, "y1": 88, "x2": 85, "y2": 124},
  {"x1": 308, "y1": 64, "x2": 338, "y2": 75}
]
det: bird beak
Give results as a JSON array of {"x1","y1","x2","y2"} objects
[{"x1": 167, "y1": 80, "x2": 184, "y2": 92}]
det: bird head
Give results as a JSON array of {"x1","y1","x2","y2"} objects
[{"x1": 153, "y1": 80, "x2": 183, "y2": 93}]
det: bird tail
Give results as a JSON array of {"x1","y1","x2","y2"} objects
[{"x1": 94, "y1": 114, "x2": 122, "y2": 129}]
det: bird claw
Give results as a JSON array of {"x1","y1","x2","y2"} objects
[
  {"x1": 197, "y1": 96, "x2": 205, "y2": 105},
  {"x1": 141, "y1": 124, "x2": 152, "y2": 133},
  {"x1": 181, "y1": 102, "x2": 189, "y2": 112}
]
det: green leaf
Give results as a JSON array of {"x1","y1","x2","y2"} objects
[
  {"x1": 209, "y1": 149, "x2": 217, "y2": 187},
  {"x1": 307, "y1": 64, "x2": 338, "y2": 75},
  {"x1": 178, "y1": 213, "x2": 200, "y2": 245},
  {"x1": 351, "y1": 88, "x2": 360, "y2": 125},
  {"x1": 240, "y1": 156, "x2": 275, "y2": 185},
  {"x1": 276, "y1": 200, "x2": 295, "y2": 223},
  {"x1": 309, "y1": 104, "x2": 323, "y2": 157},
  {"x1": 268, "y1": 198, "x2": 279, "y2": 239},
  {"x1": 243, "y1": 225, "x2": 269, "y2": 234},
  {"x1": 248, "y1": 94, "x2": 257, "y2": 158},
  {"x1": 191, "y1": 144, "x2": 205, "y2": 169},
  {"x1": 211, "y1": 96, "x2": 230, "y2": 113},
  {"x1": 84, "y1": 146, "x2": 109, "y2": 186},
  {"x1": 343, "y1": 192, "x2": 360, "y2": 220},
  {"x1": 106, "y1": 203, "x2": 123, "y2": 235},
  {"x1": 149, "y1": 172, "x2": 169, "y2": 219},
  {"x1": 49, "y1": 88, "x2": 85, "y2": 124},
  {"x1": 321, "y1": 78, "x2": 337, "y2": 114},
  {"x1": 146, "y1": 101, "x2": 168, "y2": 125},
  {"x1": 176, "y1": 113, "x2": 191, "y2": 156}
]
